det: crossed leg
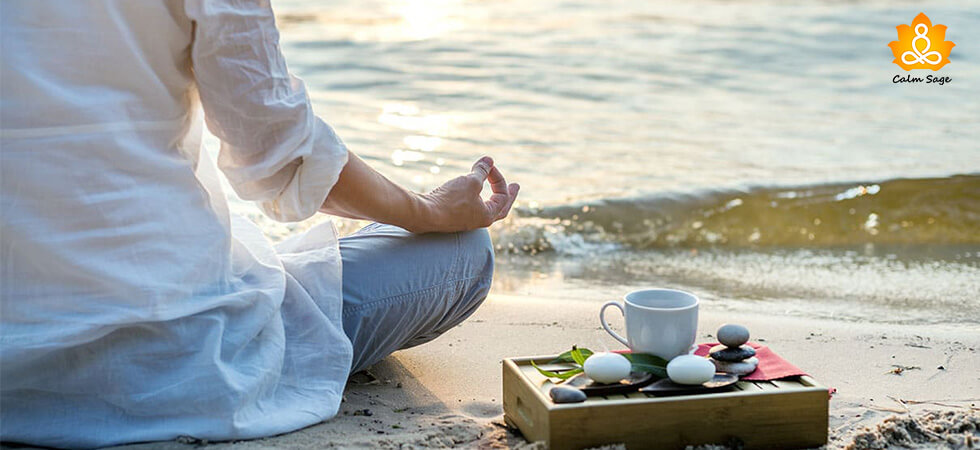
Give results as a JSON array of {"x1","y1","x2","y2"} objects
[{"x1": 338, "y1": 223, "x2": 493, "y2": 373}]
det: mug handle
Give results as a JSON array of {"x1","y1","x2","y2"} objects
[{"x1": 599, "y1": 301, "x2": 629, "y2": 347}]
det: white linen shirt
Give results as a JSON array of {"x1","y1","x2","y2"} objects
[{"x1": 0, "y1": 0, "x2": 352, "y2": 447}]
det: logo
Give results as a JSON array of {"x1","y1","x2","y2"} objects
[{"x1": 888, "y1": 13, "x2": 954, "y2": 71}]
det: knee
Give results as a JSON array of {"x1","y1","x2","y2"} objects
[{"x1": 456, "y1": 227, "x2": 494, "y2": 281}]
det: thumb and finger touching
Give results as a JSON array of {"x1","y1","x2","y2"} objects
[
  {"x1": 471, "y1": 157, "x2": 519, "y2": 222},
  {"x1": 470, "y1": 156, "x2": 493, "y2": 182}
]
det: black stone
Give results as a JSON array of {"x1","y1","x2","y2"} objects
[
  {"x1": 549, "y1": 386, "x2": 587, "y2": 403},
  {"x1": 709, "y1": 344, "x2": 756, "y2": 362},
  {"x1": 640, "y1": 373, "x2": 739, "y2": 397}
]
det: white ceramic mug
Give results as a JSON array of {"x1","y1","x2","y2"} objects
[{"x1": 599, "y1": 289, "x2": 699, "y2": 360}]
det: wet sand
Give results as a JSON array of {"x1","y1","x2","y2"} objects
[{"x1": 86, "y1": 294, "x2": 978, "y2": 449}]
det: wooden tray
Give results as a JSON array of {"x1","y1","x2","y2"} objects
[{"x1": 503, "y1": 355, "x2": 828, "y2": 449}]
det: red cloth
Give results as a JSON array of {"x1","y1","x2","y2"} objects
[{"x1": 694, "y1": 342, "x2": 807, "y2": 381}]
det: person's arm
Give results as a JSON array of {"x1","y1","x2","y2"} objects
[
  {"x1": 188, "y1": 0, "x2": 349, "y2": 223},
  {"x1": 186, "y1": 0, "x2": 518, "y2": 229},
  {"x1": 321, "y1": 154, "x2": 519, "y2": 233}
]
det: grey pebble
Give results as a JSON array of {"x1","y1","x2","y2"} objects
[
  {"x1": 712, "y1": 357, "x2": 759, "y2": 376},
  {"x1": 709, "y1": 344, "x2": 756, "y2": 362},
  {"x1": 549, "y1": 386, "x2": 587, "y2": 404},
  {"x1": 717, "y1": 324, "x2": 750, "y2": 347}
]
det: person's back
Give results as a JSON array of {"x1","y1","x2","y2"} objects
[
  {"x1": 2, "y1": 1, "x2": 517, "y2": 447},
  {"x1": 2, "y1": 0, "x2": 234, "y2": 343},
  {"x1": 1, "y1": 1, "x2": 353, "y2": 446}
]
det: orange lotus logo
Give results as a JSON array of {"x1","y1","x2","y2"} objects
[{"x1": 889, "y1": 13, "x2": 954, "y2": 71}]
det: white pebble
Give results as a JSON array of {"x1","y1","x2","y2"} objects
[
  {"x1": 667, "y1": 354, "x2": 716, "y2": 385},
  {"x1": 583, "y1": 352, "x2": 631, "y2": 384}
]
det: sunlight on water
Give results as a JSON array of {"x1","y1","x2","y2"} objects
[
  {"x1": 274, "y1": 0, "x2": 979, "y2": 204},
  {"x1": 377, "y1": 103, "x2": 452, "y2": 137},
  {"x1": 219, "y1": 0, "x2": 980, "y2": 325},
  {"x1": 384, "y1": 0, "x2": 463, "y2": 41},
  {"x1": 403, "y1": 135, "x2": 442, "y2": 152}
]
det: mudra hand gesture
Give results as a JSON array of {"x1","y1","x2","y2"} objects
[
  {"x1": 321, "y1": 154, "x2": 519, "y2": 233},
  {"x1": 418, "y1": 156, "x2": 520, "y2": 232}
]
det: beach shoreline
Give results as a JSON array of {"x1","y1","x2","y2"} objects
[
  {"x1": 75, "y1": 294, "x2": 977, "y2": 449},
  {"x1": 2, "y1": 0, "x2": 977, "y2": 447}
]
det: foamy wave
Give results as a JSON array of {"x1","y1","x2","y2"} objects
[{"x1": 492, "y1": 175, "x2": 980, "y2": 254}]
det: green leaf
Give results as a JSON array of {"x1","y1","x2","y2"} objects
[
  {"x1": 530, "y1": 360, "x2": 584, "y2": 380},
  {"x1": 621, "y1": 353, "x2": 669, "y2": 378},
  {"x1": 570, "y1": 346, "x2": 587, "y2": 366},
  {"x1": 550, "y1": 347, "x2": 594, "y2": 364},
  {"x1": 622, "y1": 352, "x2": 669, "y2": 367},
  {"x1": 629, "y1": 362, "x2": 668, "y2": 378}
]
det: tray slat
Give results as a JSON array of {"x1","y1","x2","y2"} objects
[{"x1": 772, "y1": 379, "x2": 813, "y2": 391}]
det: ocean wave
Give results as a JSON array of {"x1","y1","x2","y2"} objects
[{"x1": 493, "y1": 175, "x2": 980, "y2": 254}]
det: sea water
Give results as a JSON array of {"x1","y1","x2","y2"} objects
[{"x1": 216, "y1": 0, "x2": 980, "y2": 326}]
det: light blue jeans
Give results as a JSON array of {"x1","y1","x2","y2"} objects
[{"x1": 337, "y1": 223, "x2": 494, "y2": 373}]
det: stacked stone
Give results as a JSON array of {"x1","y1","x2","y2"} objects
[{"x1": 710, "y1": 324, "x2": 758, "y2": 376}]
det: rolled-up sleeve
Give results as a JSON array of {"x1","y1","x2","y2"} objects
[{"x1": 186, "y1": 0, "x2": 348, "y2": 222}]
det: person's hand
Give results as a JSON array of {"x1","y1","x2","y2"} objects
[{"x1": 414, "y1": 156, "x2": 519, "y2": 233}]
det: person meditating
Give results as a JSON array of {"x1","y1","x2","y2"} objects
[{"x1": 0, "y1": 1, "x2": 519, "y2": 447}]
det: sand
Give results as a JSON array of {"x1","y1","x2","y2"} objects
[{"x1": 6, "y1": 294, "x2": 979, "y2": 449}]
